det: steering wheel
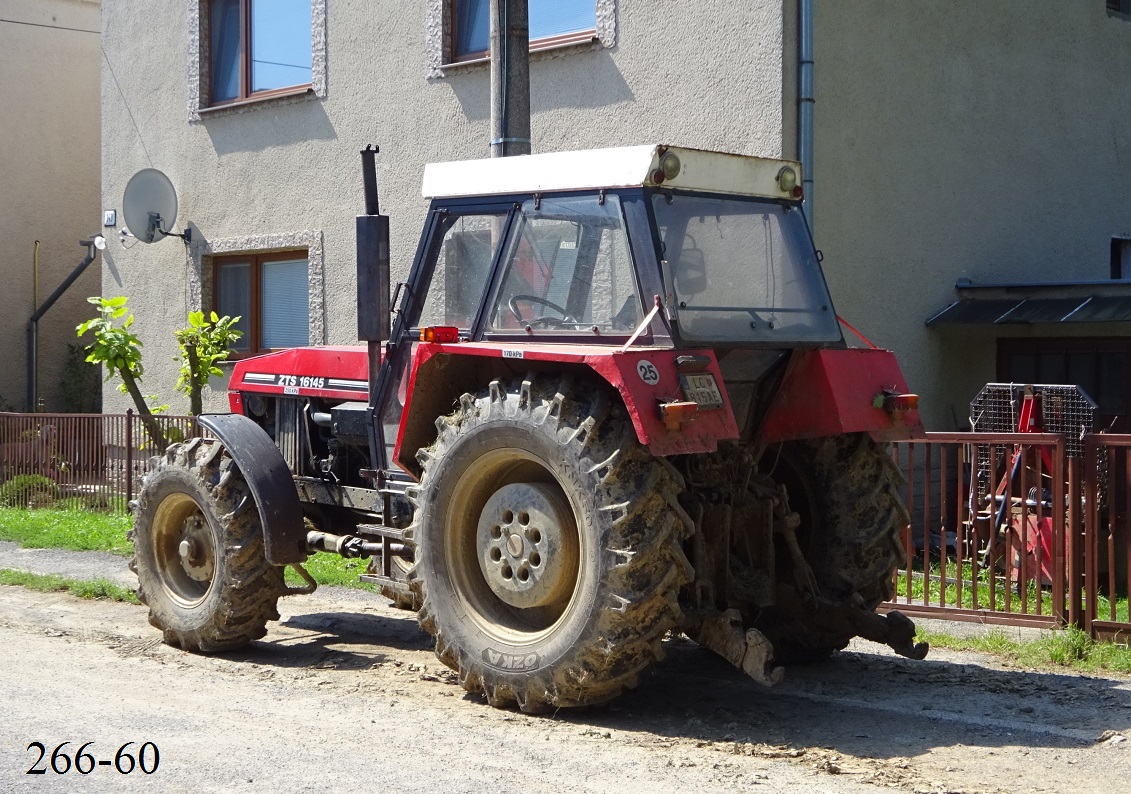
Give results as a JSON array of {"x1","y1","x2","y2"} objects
[{"x1": 508, "y1": 294, "x2": 577, "y2": 327}]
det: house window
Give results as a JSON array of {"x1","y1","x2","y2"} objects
[
  {"x1": 210, "y1": 0, "x2": 312, "y2": 105},
  {"x1": 214, "y1": 252, "x2": 310, "y2": 354},
  {"x1": 1109, "y1": 0, "x2": 1131, "y2": 15},
  {"x1": 452, "y1": 0, "x2": 597, "y2": 61}
]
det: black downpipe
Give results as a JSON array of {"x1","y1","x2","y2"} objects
[{"x1": 26, "y1": 239, "x2": 98, "y2": 411}]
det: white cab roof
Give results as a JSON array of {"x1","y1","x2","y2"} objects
[{"x1": 422, "y1": 145, "x2": 802, "y2": 201}]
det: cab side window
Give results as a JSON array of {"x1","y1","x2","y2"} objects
[
  {"x1": 488, "y1": 195, "x2": 641, "y2": 334},
  {"x1": 418, "y1": 212, "x2": 507, "y2": 329}
]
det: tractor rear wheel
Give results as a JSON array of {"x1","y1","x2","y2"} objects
[
  {"x1": 130, "y1": 438, "x2": 286, "y2": 652},
  {"x1": 407, "y1": 376, "x2": 693, "y2": 712},
  {"x1": 758, "y1": 433, "x2": 908, "y2": 662}
]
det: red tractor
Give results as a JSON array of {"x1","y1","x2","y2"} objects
[{"x1": 130, "y1": 144, "x2": 928, "y2": 712}]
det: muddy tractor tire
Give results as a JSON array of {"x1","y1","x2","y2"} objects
[
  {"x1": 407, "y1": 376, "x2": 694, "y2": 712},
  {"x1": 759, "y1": 433, "x2": 908, "y2": 663},
  {"x1": 130, "y1": 438, "x2": 286, "y2": 652}
]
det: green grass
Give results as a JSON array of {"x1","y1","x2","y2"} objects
[
  {"x1": 917, "y1": 625, "x2": 1131, "y2": 675},
  {"x1": 0, "y1": 506, "x2": 376, "y2": 591},
  {"x1": 285, "y1": 554, "x2": 378, "y2": 591},
  {"x1": 0, "y1": 507, "x2": 132, "y2": 556},
  {"x1": 894, "y1": 558, "x2": 1130, "y2": 624},
  {"x1": 0, "y1": 569, "x2": 140, "y2": 604}
]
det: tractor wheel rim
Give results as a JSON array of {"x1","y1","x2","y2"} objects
[
  {"x1": 152, "y1": 492, "x2": 216, "y2": 607},
  {"x1": 445, "y1": 448, "x2": 583, "y2": 644},
  {"x1": 476, "y1": 482, "x2": 578, "y2": 610}
]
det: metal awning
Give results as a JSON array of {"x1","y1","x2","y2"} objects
[{"x1": 926, "y1": 280, "x2": 1131, "y2": 327}]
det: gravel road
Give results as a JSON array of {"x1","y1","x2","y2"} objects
[{"x1": 0, "y1": 581, "x2": 1128, "y2": 793}]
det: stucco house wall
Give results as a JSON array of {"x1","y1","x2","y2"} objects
[
  {"x1": 1, "y1": 0, "x2": 101, "y2": 412},
  {"x1": 99, "y1": 0, "x2": 785, "y2": 414},
  {"x1": 99, "y1": 1, "x2": 1131, "y2": 431},
  {"x1": 812, "y1": 2, "x2": 1131, "y2": 429}
]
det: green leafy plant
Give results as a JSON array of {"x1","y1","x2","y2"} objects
[
  {"x1": 76, "y1": 296, "x2": 168, "y2": 452},
  {"x1": 0, "y1": 474, "x2": 60, "y2": 508},
  {"x1": 174, "y1": 311, "x2": 242, "y2": 416}
]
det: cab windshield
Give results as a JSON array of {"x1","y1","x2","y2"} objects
[{"x1": 650, "y1": 192, "x2": 841, "y2": 344}]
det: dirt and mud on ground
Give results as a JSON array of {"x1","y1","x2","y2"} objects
[{"x1": 1, "y1": 583, "x2": 1128, "y2": 793}]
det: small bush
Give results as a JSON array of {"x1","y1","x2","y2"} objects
[{"x1": 0, "y1": 475, "x2": 60, "y2": 508}]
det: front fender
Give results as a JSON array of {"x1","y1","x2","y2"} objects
[{"x1": 198, "y1": 413, "x2": 308, "y2": 565}]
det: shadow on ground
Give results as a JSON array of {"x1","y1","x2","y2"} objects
[{"x1": 232, "y1": 604, "x2": 1130, "y2": 762}]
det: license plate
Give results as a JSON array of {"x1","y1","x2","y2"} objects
[{"x1": 679, "y1": 373, "x2": 724, "y2": 409}]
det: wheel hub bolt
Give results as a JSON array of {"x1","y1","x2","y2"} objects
[{"x1": 506, "y1": 533, "x2": 524, "y2": 557}]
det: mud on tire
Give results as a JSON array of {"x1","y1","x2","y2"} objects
[
  {"x1": 130, "y1": 437, "x2": 286, "y2": 652},
  {"x1": 758, "y1": 432, "x2": 908, "y2": 662},
  {"x1": 407, "y1": 375, "x2": 694, "y2": 712}
]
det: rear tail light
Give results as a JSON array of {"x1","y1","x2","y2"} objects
[
  {"x1": 420, "y1": 326, "x2": 460, "y2": 343},
  {"x1": 874, "y1": 392, "x2": 920, "y2": 414},
  {"x1": 659, "y1": 401, "x2": 699, "y2": 430}
]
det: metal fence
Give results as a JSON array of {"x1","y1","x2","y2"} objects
[
  {"x1": 1084, "y1": 436, "x2": 1131, "y2": 641},
  {"x1": 886, "y1": 432, "x2": 1131, "y2": 643},
  {"x1": 0, "y1": 411, "x2": 201, "y2": 511},
  {"x1": 1, "y1": 410, "x2": 1127, "y2": 642}
]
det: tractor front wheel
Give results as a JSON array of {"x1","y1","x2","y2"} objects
[{"x1": 130, "y1": 438, "x2": 286, "y2": 652}]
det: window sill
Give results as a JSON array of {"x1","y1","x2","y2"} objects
[
  {"x1": 432, "y1": 33, "x2": 600, "y2": 77},
  {"x1": 193, "y1": 85, "x2": 315, "y2": 121}
]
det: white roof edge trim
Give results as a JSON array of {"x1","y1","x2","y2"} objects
[{"x1": 422, "y1": 145, "x2": 802, "y2": 201}]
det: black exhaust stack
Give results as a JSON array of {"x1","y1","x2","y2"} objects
[
  {"x1": 357, "y1": 145, "x2": 391, "y2": 476},
  {"x1": 357, "y1": 144, "x2": 390, "y2": 344}
]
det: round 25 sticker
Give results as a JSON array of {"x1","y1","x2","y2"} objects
[{"x1": 636, "y1": 360, "x2": 660, "y2": 385}]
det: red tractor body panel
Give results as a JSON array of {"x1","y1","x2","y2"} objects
[
  {"x1": 228, "y1": 346, "x2": 371, "y2": 413},
  {"x1": 395, "y1": 342, "x2": 741, "y2": 470},
  {"x1": 227, "y1": 344, "x2": 923, "y2": 461},
  {"x1": 759, "y1": 348, "x2": 925, "y2": 444}
]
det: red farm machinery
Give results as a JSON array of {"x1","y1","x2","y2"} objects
[{"x1": 130, "y1": 145, "x2": 928, "y2": 711}]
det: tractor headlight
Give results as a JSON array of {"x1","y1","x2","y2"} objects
[
  {"x1": 660, "y1": 152, "x2": 681, "y2": 181},
  {"x1": 777, "y1": 166, "x2": 798, "y2": 193}
]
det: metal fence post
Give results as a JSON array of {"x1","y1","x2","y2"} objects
[
  {"x1": 125, "y1": 408, "x2": 134, "y2": 505},
  {"x1": 1084, "y1": 445, "x2": 1099, "y2": 637},
  {"x1": 1052, "y1": 439, "x2": 1066, "y2": 625},
  {"x1": 1067, "y1": 454, "x2": 1079, "y2": 628}
]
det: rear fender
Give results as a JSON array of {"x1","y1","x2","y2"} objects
[
  {"x1": 394, "y1": 342, "x2": 741, "y2": 477},
  {"x1": 759, "y1": 348, "x2": 925, "y2": 444},
  {"x1": 197, "y1": 414, "x2": 308, "y2": 565}
]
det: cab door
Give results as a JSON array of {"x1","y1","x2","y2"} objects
[{"x1": 373, "y1": 200, "x2": 516, "y2": 470}]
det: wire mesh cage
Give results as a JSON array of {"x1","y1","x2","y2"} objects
[
  {"x1": 971, "y1": 383, "x2": 1096, "y2": 457},
  {"x1": 969, "y1": 383, "x2": 1097, "y2": 506}
]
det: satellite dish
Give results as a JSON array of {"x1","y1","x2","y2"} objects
[{"x1": 123, "y1": 168, "x2": 179, "y2": 244}]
